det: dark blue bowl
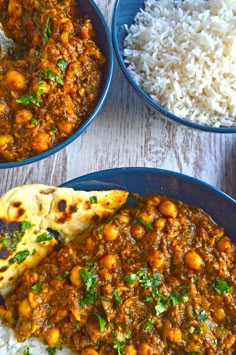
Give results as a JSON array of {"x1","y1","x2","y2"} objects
[
  {"x1": 112, "y1": 0, "x2": 236, "y2": 133},
  {"x1": 62, "y1": 167, "x2": 236, "y2": 240},
  {"x1": 0, "y1": 0, "x2": 114, "y2": 169}
]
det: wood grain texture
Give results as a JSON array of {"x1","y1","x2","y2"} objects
[{"x1": 0, "y1": 0, "x2": 235, "y2": 201}]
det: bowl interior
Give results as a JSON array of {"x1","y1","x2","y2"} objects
[
  {"x1": 0, "y1": 0, "x2": 114, "y2": 169},
  {"x1": 62, "y1": 167, "x2": 236, "y2": 240},
  {"x1": 112, "y1": 0, "x2": 236, "y2": 133}
]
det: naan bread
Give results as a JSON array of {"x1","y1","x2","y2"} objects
[{"x1": 0, "y1": 184, "x2": 129, "y2": 295}]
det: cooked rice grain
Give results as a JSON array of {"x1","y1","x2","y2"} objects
[
  {"x1": 123, "y1": 0, "x2": 236, "y2": 127},
  {"x1": 0, "y1": 320, "x2": 75, "y2": 355}
]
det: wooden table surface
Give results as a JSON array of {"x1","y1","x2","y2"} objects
[{"x1": 0, "y1": 0, "x2": 236, "y2": 199}]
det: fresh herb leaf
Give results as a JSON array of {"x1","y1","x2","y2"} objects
[
  {"x1": 46, "y1": 344, "x2": 63, "y2": 355},
  {"x1": 23, "y1": 348, "x2": 33, "y2": 355},
  {"x1": 36, "y1": 232, "x2": 54, "y2": 242},
  {"x1": 57, "y1": 58, "x2": 67, "y2": 73},
  {"x1": 90, "y1": 196, "x2": 97, "y2": 204},
  {"x1": 16, "y1": 83, "x2": 44, "y2": 107},
  {"x1": 9, "y1": 250, "x2": 29, "y2": 265},
  {"x1": 169, "y1": 287, "x2": 189, "y2": 306},
  {"x1": 21, "y1": 221, "x2": 32, "y2": 231},
  {"x1": 113, "y1": 289, "x2": 121, "y2": 305},
  {"x1": 56, "y1": 271, "x2": 70, "y2": 281},
  {"x1": 30, "y1": 118, "x2": 38, "y2": 125},
  {"x1": 96, "y1": 313, "x2": 107, "y2": 333},
  {"x1": 31, "y1": 282, "x2": 42, "y2": 293},
  {"x1": 73, "y1": 321, "x2": 80, "y2": 331},
  {"x1": 138, "y1": 217, "x2": 153, "y2": 230},
  {"x1": 42, "y1": 68, "x2": 64, "y2": 85},
  {"x1": 32, "y1": 248, "x2": 37, "y2": 255},
  {"x1": 43, "y1": 15, "x2": 53, "y2": 46},
  {"x1": 113, "y1": 331, "x2": 131, "y2": 355},
  {"x1": 139, "y1": 271, "x2": 161, "y2": 288},
  {"x1": 155, "y1": 301, "x2": 168, "y2": 315},
  {"x1": 193, "y1": 307, "x2": 207, "y2": 321},
  {"x1": 142, "y1": 318, "x2": 155, "y2": 330},
  {"x1": 35, "y1": 50, "x2": 42, "y2": 60},
  {"x1": 80, "y1": 266, "x2": 97, "y2": 307},
  {"x1": 211, "y1": 277, "x2": 233, "y2": 295}
]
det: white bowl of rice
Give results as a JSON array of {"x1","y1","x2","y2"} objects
[{"x1": 112, "y1": 0, "x2": 236, "y2": 132}]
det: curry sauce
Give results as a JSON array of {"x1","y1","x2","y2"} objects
[
  {"x1": 0, "y1": 0, "x2": 105, "y2": 162},
  {"x1": 0, "y1": 194, "x2": 235, "y2": 354}
]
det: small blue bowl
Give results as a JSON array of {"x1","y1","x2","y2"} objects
[
  {"x1": 62, "y1": 167, "x2": 236, "y2": 240},
  {"x1": 1, "y1": 0, "x2": 114, "y2": 169},
  {"x1": 112, "y1": 0, "x2": 236, "y2": 133}
]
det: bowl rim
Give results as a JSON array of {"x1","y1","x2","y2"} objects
[
  {"x1": 112, "y1": 0, "x2": 236, "y2": 134},
  {"x1": 62, "y1": 166, "x2": 236, "y2": 206},
  {"x1": 0, "y1": 0, "x2": 114, "y2": 169}
]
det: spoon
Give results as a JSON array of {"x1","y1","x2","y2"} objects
[{"x1": 0, "y1": 22, "x2": 15, "y2": 58}]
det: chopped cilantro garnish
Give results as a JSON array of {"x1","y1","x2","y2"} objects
[
  {"x1": 211, "y1": 277, "x2": 233, "y2": 295},
  {"x1": 80, "y1": 265, "x2": 97, "y2": 307},
  {"x1": 90, "y1": 196, "x2": 98, "y2": 204},
  {"x1": 113, "y1": 331, "x2": 131, "y2": 355},
  {"x1": 96, "y1": 313, "x2": 107, "y2": 333},
  {"x1": 32, "y1": 248, "x2": 37, "y2": 255},
  {"x1": 36, "y1": 232, "x2": 54, "y2": 242},
  {"x1": 56, "y1": 271, "x2": 70, "y2": 281},
  {"x1": 142, "y1": 318, "x2": 155, "y2": 330},
  {"x1": 46, "y1": 344, "x2": 63, "y2": 355},
  {"x1": 112, "y1": 288, "x2": 121, "y2": 305},
  {"x1": 16, "y1": 83, "x2": 44, "y2": 107},
  {"x1": 23, "y1": 348, "x2": 33, "y2": 355},
  {"x1": 21, "y1": 221, "x2": 32, "y2": 231},
  {"x1": 42, "y1": 68, "x2": 64, "y2": 85},
  {"x1": 31, "y1": 282, "x2": 42, "y2": 293},
  {"x1": 57, "y1": 58, "x2": 67, "y2": 73},
  {"x1": 30, "y1": 118, "x2": 38, "y2": 125},
  {"x1": 193, "y1": 307, "x2": 207, "y2": 321},
  {"x1": 9, "y1": 249, "x2": 29, "y2": 265},
  {"x1": 139, "y1": 271, "x2": 161, "y2": 288},
  {"x1": 138, "y1": 217, "x2": 153, "y2": 230},
  {"x1": 43, "y1": 15, "x2": 53, "y2": 46}
]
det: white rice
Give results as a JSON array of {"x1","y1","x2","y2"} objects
[
  {"x1": 123, "y1": 0, "x2": 236, "y2": 127},
  {"x1": 0, "y1": 320, "x2": 75, "y2": 355}
]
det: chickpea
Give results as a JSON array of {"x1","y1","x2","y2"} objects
[
  {"x1": 117, "y1": 211, "x2": 131, "y2": 224},
  {"x1": 138, "y1": 208, "x2": 155, "y2": 223},
  {"x1": 0, "y1": 134, "x2": 14, "y2": 147},
  {"x1": 100, "y1": 254, "x2": 118, "y2": 270},
  {"x1": 184, "y1": 250, "x2": 203, "y2": 271},
  {"x1": 33, "y1": 80, "x2": 50, "y2": 95},
  {"x1": 167, "y1": 328, "x2": 182, "y2": 343},
  {"x1": 57, "y1": 120, "x2": 75, "y2": 134},
  {"x1": 19, "y1": 297, "x2": 32, "y2": 318},
  {"x1": 137, "y1": 342, "x2": 153, "y2": 355},
  {"x1": 81, "y1": 347, "x2": 99, "y2": 355},
  {"x1": 124, "y1": 345, "x2": 137, "y2": 355},
  {"x1": 148, "y1": 250, "x2": 164, "y2": 269},
  {"x1": 85, "y1": 237, "x2": 96, "y2": 250},
  {"x1": 70, "y1": 265, "x2": 84, "y2": 288},
  {"x1": 46, "y1": 327, "x2": 60, "y2": 347},
  {"x1": 213, "y1": 307, "x2": 225, "y2": 321},
  {"x1": 103, "y1": 223, "x2": 119, "y2": 241},
  {"x1": 15, "y1": 109, "x2": 33, "y2": 124},
  {"x1": 153, "y1": 217, "x2": 167, "y2": 230},
  {"x1": 6, "y1": 70, "x2": 26, "y2": 91},
  {"x1": 217, "y1": 236, "x2": 232, "y2": 253},
  {"x1": 31, "y1": 132, "x2": 51, "y2": 153},
  {"x1": 224, "y1": 334, "x2": 236, "y2": 349},
  {"x1": 159, "y1": 200, "x2": 178, "y2": 218},
  {"x1": 131, "y1": 223, "x2": 145, "y2": 240}
]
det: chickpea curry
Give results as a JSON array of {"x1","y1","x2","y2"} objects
[
  {"x1": 0, "y1": 0, "x2": 105, "y2": 162},
  {"x1": 0, "y1": 193, "x2": 235, "y2": 354}
]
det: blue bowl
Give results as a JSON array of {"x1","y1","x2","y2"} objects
[
  {"x1": 0, "y1": 0, "x2": 114, "y2": 169},
  {"x1": 112, "y1": 0, "x2": 236, "y2": 133},
  {"x1": 62, "y1": 167, "x2": 236, "y2": 240}
]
